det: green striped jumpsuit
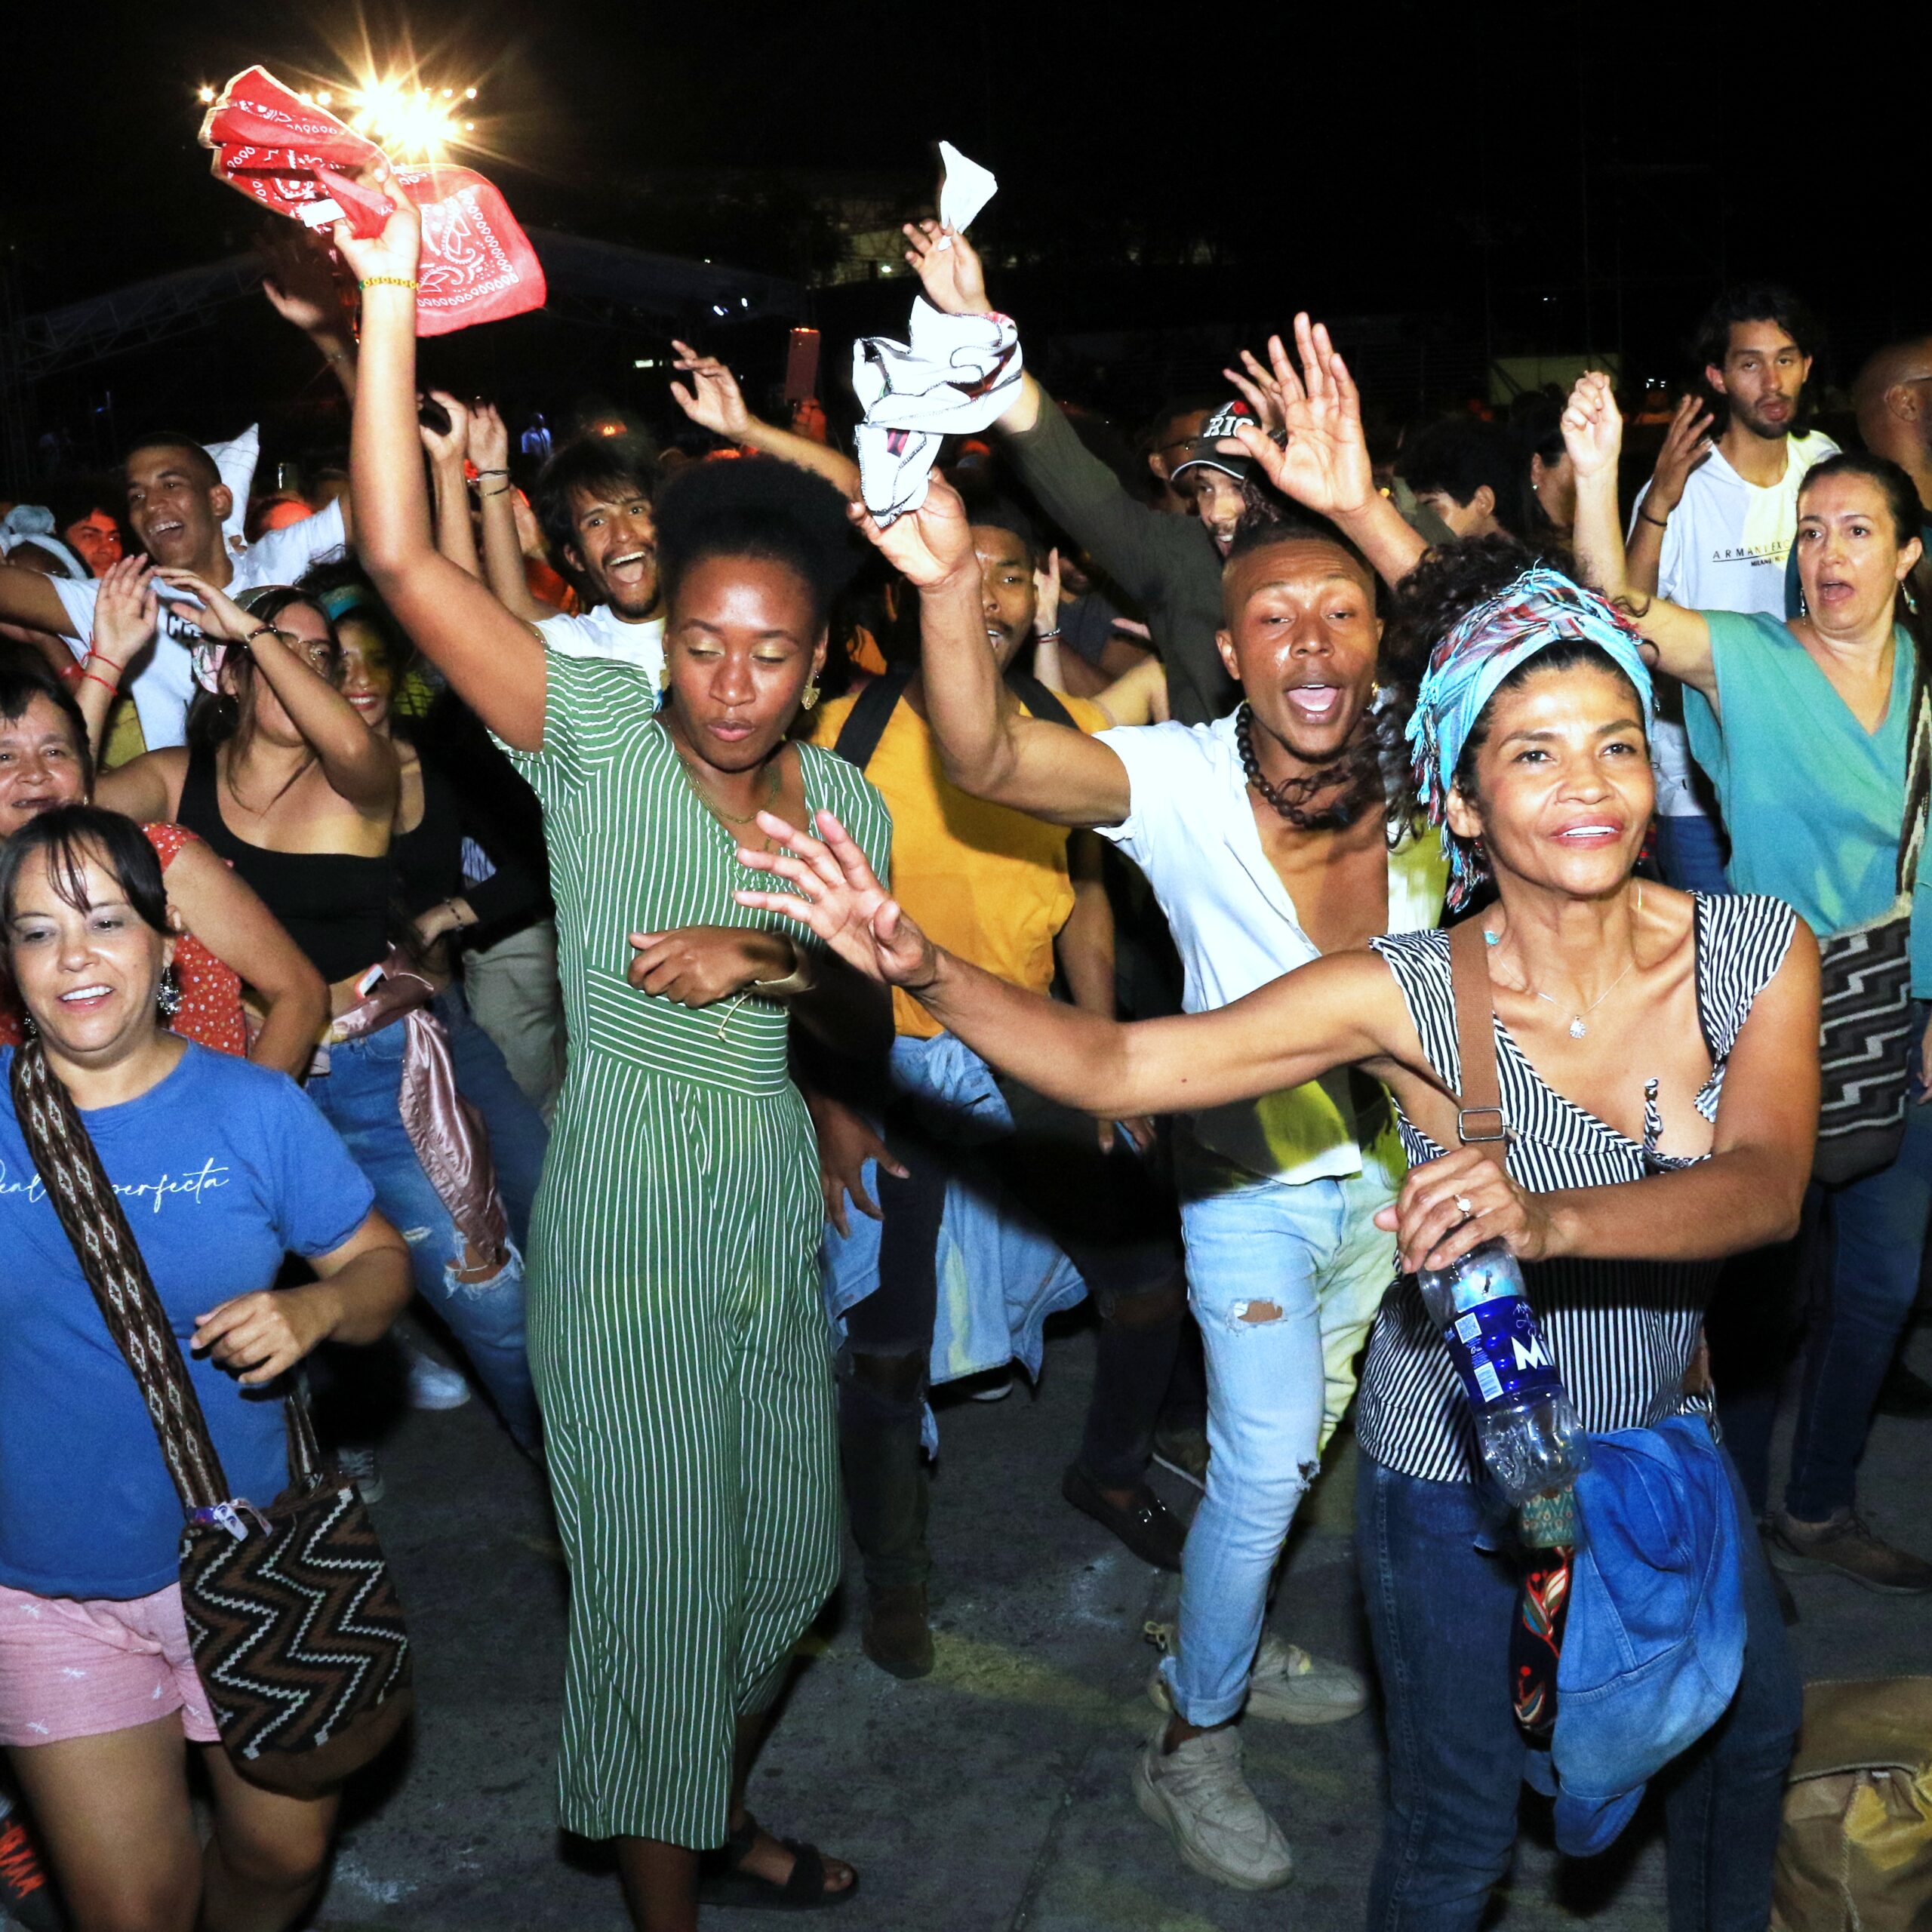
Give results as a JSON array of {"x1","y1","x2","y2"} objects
[{"x1": 505, "y1": 654, "x2": 892, "y2": 1847}]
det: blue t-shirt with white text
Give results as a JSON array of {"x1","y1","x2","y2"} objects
[{"x1": 0, "y1": 1044, "x2": 375, "y2": 1599}]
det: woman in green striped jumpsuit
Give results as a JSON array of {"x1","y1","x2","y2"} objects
[{"x1": 346, "y1": 185, "x2": 891, "y2": 1924}]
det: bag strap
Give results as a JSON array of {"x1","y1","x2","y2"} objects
[
  {"x1": 1446, "y1": 918, "x2": 1512, "y2": 1174},
  {"x1": 10, "y1": 1041, "x2": 229, "y2": 1513},
  {"x1": 1004, "y1": 671, "x2": 1078, "y2": 733},
  {"x1": 1896, "y1": 636, "x2": 1931, "y2": 899},
  {"x1": 829, "y1": 664, "x2": 917, "y2": 772}
]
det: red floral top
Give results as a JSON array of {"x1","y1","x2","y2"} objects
[{"x1": 0, "y1": 823, "x2": 248, "y2": 1057}]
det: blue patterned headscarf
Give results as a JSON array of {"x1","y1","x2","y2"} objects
[{"x1": 1405, "y1": 565, "x2": 1654, "y2": 908}]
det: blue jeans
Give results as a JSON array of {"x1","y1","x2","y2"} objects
[
  {"x1": 1788, "y1": 1094, "x2": 1932, "y2": 1520},
  {"x1": 307, "y1": 1017, "x2": 543, "y2": 1451},
  {"x1": 1357, "y1": 1450, "x2": 1798, "y2": 1932},
  {"x1": 1159, "y1": 1143, "x2": 1395, "y2": 1725},
  {"x1": 1654, "y1": 813, "x2": 1732, "y2": 895}
]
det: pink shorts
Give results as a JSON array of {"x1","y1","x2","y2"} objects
[{"x1": 0, "y1": 1580, "x2": 219, "y2": 1747}]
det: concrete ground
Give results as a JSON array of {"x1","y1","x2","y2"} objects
[{"x1": 309, "y1": 1316, "x2": 1931, "y2": 1931}]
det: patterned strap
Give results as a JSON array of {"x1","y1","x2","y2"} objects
[
  {"x1": 1897, "y1": 640, "x2": 1931, "y2": 900},
  {"x1": 9, "y1": 1040, "x2": 229, "y2": 1512}
]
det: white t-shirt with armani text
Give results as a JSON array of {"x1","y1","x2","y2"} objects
[{"x1": 1633, "y1": 430, "x2": 1838, "y2": 816}]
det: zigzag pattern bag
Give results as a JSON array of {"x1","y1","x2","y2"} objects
[
  {"x1": 11, "y1": 1041, "x2": 411, "y2": 1795},
  {"x1": 1814, "y1": 645, "x2": 1932, "y2": 1187}
]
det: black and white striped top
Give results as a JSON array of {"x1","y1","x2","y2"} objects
[{"x1": 1355, "y1": 893, "x2": 1798, "y2": 1484}]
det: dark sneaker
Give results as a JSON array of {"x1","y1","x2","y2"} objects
[
  {"x1": 0, "y1": 1813, "x2": 64, "y2": 1932},
  {"x1": 861, "y1": 1584, "x2": 934, "y2": 1680},
  {"x1": 1767, "y1": 1509, "x2": 1932, "y2": 1595},
  {"x1": 1062, "y1": 1463, "x2": 1186, "y2": 1571}
]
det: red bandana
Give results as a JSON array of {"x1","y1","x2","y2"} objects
[{"x1": 198, "y1": 66, "x2": 545, "y2": 336}]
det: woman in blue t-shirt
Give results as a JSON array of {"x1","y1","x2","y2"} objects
[
  {"x1": 0, "y1": 804, "x2": 409, "y2": 1931},
  {"x1": 1567, "y1": 370, "x2": 1932, "y2": 1598}
]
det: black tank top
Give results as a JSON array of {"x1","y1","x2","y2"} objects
[{"x1": 177, "y1": 742, "x2": 393, "y2": 984}]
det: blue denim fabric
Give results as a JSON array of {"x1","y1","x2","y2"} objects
[
  {"x1": 1357, "y1": 1450, "x2": 1798, "y2": 1932},
  {"x1": 434, "y1": 984, "x2": 549, "y2": 1247},
  {"x1": 1654, "y1": 813, "x2": 1732, "y2": 895},
  {"x1": 1158, "y1": 1145, "x2": 1395, "y2": 1726},
  {"x1": 1543, "y1": 1417, "x2": 1746, "y2": 1855},
  {"x1": 307, "y1": 1020, "x2": 542, "y2": 1450},
  {"x1": 1788, "y1": 1091, "x2": 1932, "y2": 1520}
]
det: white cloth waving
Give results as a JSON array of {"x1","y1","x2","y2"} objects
[{"x1": 852, "y1": 297, "x2": 1022, "y2": 520}]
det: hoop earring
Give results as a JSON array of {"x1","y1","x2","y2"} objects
[
  {"x1": 799, "y1": 672, "x2": 821, "y2": 712},
  {"x1": 156, "y1": 965, "x2": 183, "y2": 1023}
]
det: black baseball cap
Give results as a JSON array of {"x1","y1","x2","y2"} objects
[{"x1": 1169, "y1": 398, "x2": 1260, "y2": 485}]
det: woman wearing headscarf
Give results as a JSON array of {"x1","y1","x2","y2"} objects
[{"x1": 739, "y1": 542, "x2": 1816, "y2": 1932}]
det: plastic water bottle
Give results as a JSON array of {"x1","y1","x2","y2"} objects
[{"x1": 1417, "y1": 1238, "x2": 1589, "y2": 1509}]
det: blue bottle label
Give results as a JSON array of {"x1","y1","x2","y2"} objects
[{"x1": 1443, "y1": 1297, "x2": 1565, "y2": 1411}]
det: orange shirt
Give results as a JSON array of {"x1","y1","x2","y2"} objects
[{"x1": 808, "y1": 685, "x2": 1108, "y2": 1038}]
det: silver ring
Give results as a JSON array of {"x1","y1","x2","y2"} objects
[{"x1": 1453, "y1": 1193, "x2": 1475, "y2": 1218}]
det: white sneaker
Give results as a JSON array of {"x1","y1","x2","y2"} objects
[
  {"x1": 1145, "y1": 1621, "x2": 1367, "y2": 1725},
  {"x1": 334, "y1": 1447, "x2": 385, "y2": 1506},
  {"x1": 1131, "y1": 1717, "x2": 1294, "y2": 1891},
  {"x1": 405, "y1": 1345, "x2": 472, "y2": 1411}
]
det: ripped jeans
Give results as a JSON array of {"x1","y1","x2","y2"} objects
[
  {"x1": 1161, "y1": 1137, "x2": 1398, "y2": 1726},
  {"x1": 306, "y1": 1019, "x2": 543, "y2": 1450}
]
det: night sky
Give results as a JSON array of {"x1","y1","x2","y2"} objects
[{"x1": 4, "y1": 1, "x2": 1924, "y2": 460}]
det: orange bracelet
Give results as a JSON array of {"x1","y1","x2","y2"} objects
[{"x1": 81, "y1": 672, "x2": 120, "y2": 695}]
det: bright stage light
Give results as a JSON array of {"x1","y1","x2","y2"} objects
[
  {"x1": 340, "y1": 72, "x2": 480, "y2": 159},
  {"x1": 198, "y1": 85, "x2": 216, "y2": 103}
]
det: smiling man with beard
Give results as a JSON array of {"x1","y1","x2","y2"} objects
[
  {"x1": 527, "y1": 438, "x2": 669, "y2": 680},
  {"x1": 1625, "y1": 285, "x2": 1838, "y2": 894},
  {"x1": 884, "y1": 318, "x2": 1450, "y2": 1893}
]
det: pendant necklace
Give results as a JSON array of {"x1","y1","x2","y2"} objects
[
  {"x1": 1484, "y1": 884, "x2": 1644, "y2": 1038},
  {"x1": 677, "y1": 750, "x2": 781, "y2": 851}
]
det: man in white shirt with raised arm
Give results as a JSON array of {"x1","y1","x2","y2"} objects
[
  {"x1": 1626, "y1": 284, "x2": 1837, "y2": 891},
  {"x1": 884, "y1": 229, "x2": 1442, "y2": 1895}
]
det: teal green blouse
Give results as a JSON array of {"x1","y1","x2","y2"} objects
[{"x1": 1682, "y1": 611, "x2": 1930, "y2": 993}]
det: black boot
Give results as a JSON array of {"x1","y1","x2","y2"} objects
[{"x1": 839, "y1": 1352, "x2": 934, "y2": 1679}]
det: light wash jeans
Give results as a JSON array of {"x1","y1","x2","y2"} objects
[{"x1": 1159, "y1": 1132, "x2": 1399, "y2": 1725}]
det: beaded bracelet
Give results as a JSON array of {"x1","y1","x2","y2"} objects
[{"x1": 359, "y1": 276, "x2": 419, "y2": 292}]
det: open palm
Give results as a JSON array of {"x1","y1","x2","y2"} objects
[
  {"x1": 1229, "y1": 315, "x2": 1374, "y2": 518},
  {"x1": 850, "y1": 472, "x2": 975, "y2": 587},
  {"x1": 734, "y1": 811, "x2": 937, "y2": 989}
]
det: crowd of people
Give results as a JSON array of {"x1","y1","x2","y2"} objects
[{"x1": 0, "y1": 152, "x2": 1927, "y2": 1932}]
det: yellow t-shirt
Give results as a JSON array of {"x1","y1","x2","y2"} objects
[{"x1": 809, "y1": 684, "x2": 1109, "y2": 1038}]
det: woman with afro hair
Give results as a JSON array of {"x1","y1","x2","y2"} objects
[{"x1": 344, "y1": 181, "x2": 891, "y2": 1924}]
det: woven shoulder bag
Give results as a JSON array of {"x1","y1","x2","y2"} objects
[{"x1": 11, "y1": 1040, "x2": 412, "y2": 1795}]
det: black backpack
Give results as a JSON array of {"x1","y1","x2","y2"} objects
[{"x1": 829, "y1": 663, "x2": 1075, "y2": 771}]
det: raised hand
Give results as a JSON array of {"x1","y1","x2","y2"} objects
[
  {"x1": 1226, "y1": 315, "x2": 1374, "y2": 520},
  {"x1": 149, "y1": 568, "x2": 256, "y2": 645},
  {"x1": 419, "y1": 389, "x2": 472, "y2": 470},
  {"x1": 848, "y1": 469, "x2": 977, "y2": 588},
  {"x1": 469, "y1": 401, "x2": 511, "y2": 473},
  {"x1": 1561, "y1": 371, "x2": 1623, "y2": 481},
  {"x1": 260, "y1": 229, "x2": 348, "y2": 338},
  {"x1": 734, "y1": 810, "x2": 939, "y2": 989},
  {"x1": 1222, "y1": 346, "x2": 1290, "y2": 437},
  {"x1": 901, "y1": 219, "x2": 990, "y2": 316},
  {"x1": 1645, "y1": 394, "x2": 1715, "y2": 515},
  {"x1": 89, "y1": 556, "x2": 159, "y2": 675},
  {"x1": 329, "y1": 164, "x2": 422, "y2": 290},
  {"x1": 669, "y1": 340, "x2": 753, "y2": 440},
  {"x1": 1033, "y1": 547, "x2": 1063, "y2": 636}
]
